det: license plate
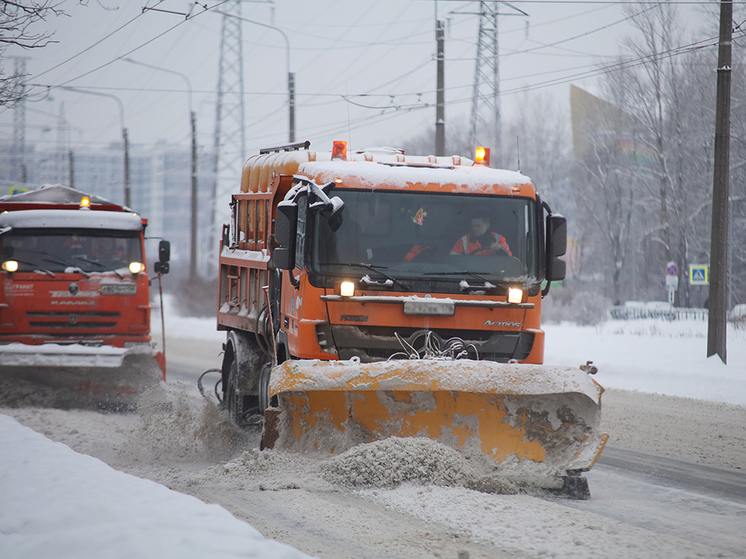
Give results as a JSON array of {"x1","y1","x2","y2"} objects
[
  {"x1": 100, "y1": 284, "x2": 137, "y2": 295},
  {"x1": 403, "y1": 299, "x2": 455, "y2": 316}
]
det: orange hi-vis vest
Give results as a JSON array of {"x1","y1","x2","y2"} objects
[{"x1": 451, "y1": 232, "x2": 512, "y2": 256}]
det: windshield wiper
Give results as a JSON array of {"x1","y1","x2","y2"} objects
[
  {"x1": 335, "y1": 262, "x2": 411, "y2": 292},
  {"x1": 425, "y1": 270, "x2": 493, "y2": 283},
  {"x1": 41, "y1": 258, "x2": 90, "y2": 278},
  {"x1": 425, "y1": 271, "x2": 497, "y2": 292},
  {"x1": 6, "y1": 259, "x2": 57, "y2": 278},
  {"x1": 73, "y1": 255, "x2": 124, "y2": 278},
  {"x1": 35, "y1": 253, "x2": 90, "y2": 278},
  {"x1": 18, "y1": 249, "x2": 90, "y2": 278}
]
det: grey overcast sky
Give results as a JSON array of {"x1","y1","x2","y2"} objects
[{"x1": 0, "y1": 1, "x2": 716, "y2": 158}]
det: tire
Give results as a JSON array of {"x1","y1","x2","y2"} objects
[
  {"x1": 258, "y1": 362, "x2": 271, "y2": 413},
  {"x1": 222, "y1": 331, "x2": 272, "y2": 426},
  {"x1": 225, "y1": 358, "x2": 247, "y2": 426}
]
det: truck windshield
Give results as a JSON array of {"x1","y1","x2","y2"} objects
[
  {"x1": 0, "y1": 229, "x2": 143, "y2": 274},
  {"x1": 310, "y1": 189, "x2": 538, "y2": 283}
]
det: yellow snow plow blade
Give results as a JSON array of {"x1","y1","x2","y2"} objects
[{"x1": 262, "y1": 359, "x2": 608, "y2": 478}]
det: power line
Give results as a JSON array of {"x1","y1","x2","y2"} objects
[
  {"x1": 29, "y1": 1, "x2": 164, "y2": 82},
  {"x1": 27, "y1": 27, "x2": 719, "y2": 107},
  {"x1": 40, "y1": 2, "x2": 229, "y2": 90},
  {"x1": 445, "y1": 1, "x2": 717, "y2": 4}
]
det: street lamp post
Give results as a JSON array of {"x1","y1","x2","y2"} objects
[
  {"x1": 58, "y1": 86, "x2": 130, "y2": 207},
  {"x1": 215, "y1": 10, "x2": 294, "y2": 142},
  {"x1": 124, "y1": 59, "x2": 200, "y2": 280}
]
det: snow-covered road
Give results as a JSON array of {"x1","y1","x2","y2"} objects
[{"x1": 2, "y1": 314, "x2": 746, "y2": 558}]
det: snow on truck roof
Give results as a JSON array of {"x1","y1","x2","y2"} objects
[
  {"x1": 0, "y1": 209, "x2": 144, "y2": 231},
  {"x1": 0, "y1": 184, "x2": 128, "y2": 209},
  {"x1": 297, "y1": 159, "x2": 534, "y2": 196}
]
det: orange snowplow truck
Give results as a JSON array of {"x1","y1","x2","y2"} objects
[
  {"x1": 217, "y1": 142, "x2": 607, "y2": 494},
  {"x1": 0, "y1": 185, "x2": 170, "y2": 409}
]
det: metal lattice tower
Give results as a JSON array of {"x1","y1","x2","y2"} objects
[
  {"x1": 468, "y1": 2, "x2": 527, "y2": 166},
  {"x1": 210, "y1": 0, "x2": 246, "y2": 271},
  {"x1": 12, "y1": 57, "x2": 28, "y2": 184},
  {"x1": 469, "y1": 2, "x2": 501, "y2": 164}
]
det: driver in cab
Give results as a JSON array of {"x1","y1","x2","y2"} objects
[{"x1": 450, "y1": 211, "x2": 512, "y2": 256}]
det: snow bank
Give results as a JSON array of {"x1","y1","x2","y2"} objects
[
  {"x1": 323, "y1": 437, "x2": 471, "y2": 488},
  {"x1": 544, "y1": 320, "x2": 746, "y2": 406},
  {"x1": 0, "y1": 415, "x2": 315, "y2": 559}
]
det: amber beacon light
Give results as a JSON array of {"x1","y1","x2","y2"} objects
[
  {"x1": 332, "y1": 141, "x2": 347, "y2": 161},
  {"x1": 475, "y1": 147, "x2": 490, "y2": 167}
]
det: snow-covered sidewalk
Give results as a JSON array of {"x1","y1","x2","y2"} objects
[
  {"x1": 0, "y1": 414, "x2": 314, "y2": 559},
  {"x1": 544, "y1": 319, "x2": 746, "y2": 406}
]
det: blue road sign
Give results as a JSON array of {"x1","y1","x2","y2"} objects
[{"x1": 690, "y1": 265, "x2": 708, "y2": 285}]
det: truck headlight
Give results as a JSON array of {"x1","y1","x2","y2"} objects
[
  {"x1": 129, "y1": 261, "x2": 145, "y2": 275},
  {"x1": 340, "y1": 281, "x2": 355, "y2": 297},
  {"x1": 508, "y1": 288, "x2": 523, "y2": 304},
  {"x1": 2, "y1": 260, "x2": 19, "y2": 273}
]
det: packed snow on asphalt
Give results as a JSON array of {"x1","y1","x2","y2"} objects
[{"x1": 1, "y1": 298, "x2": 745, "y2": 559}]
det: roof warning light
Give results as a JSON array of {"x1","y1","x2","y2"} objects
[
  {"x1": 475, "y1": 147, "x2": 490, "y2": 167},
  {"x1": 332, "y1": 141, "x2": 347, "y2": 161}
]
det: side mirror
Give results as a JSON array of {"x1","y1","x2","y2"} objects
[
  {"x1": 158, "y1": 240, "x2": 171, "y2": 262},
  {"x1": 154, "y1": 240, "x2": 170, "y2": 275},
  {"x1": 546, "y1": 214, "x2": 566, "y2": 282},
  {"x1": 272, "y1": 203, "x2": 297, "y2": 270}
]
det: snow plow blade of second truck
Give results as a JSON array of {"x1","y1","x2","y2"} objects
[
  {"x1": 0, "y1": 344, "x2": 164, "y2": 409},
  {"x1": 261, "y1": 359, "x2": 608, "y2": 485}
]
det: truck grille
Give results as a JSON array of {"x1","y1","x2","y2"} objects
[
  {"x1": 329, "y1": 325, "x2": 534, "y2": 363},
  {"x1": 26, "y1": 311, "x2": 120, "y2": 330}
]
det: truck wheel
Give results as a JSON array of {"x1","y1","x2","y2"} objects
[
  {"x1": 258, "y1": 362, "x2": 274, "y2": 413},
  {"x1": 225, "y1": 358, "x2": 247, "y2": 426}
]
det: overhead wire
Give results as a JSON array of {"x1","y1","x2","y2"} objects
[
  {"x1": 29, "y1": 1, "x2": 170, "y2": 83},
  {"x1": 27, "y1": 26, "x2": 720, "y2": 111},
  {"x1": 12, "y1": 0, "x2": 713, "y2": 153},
  {"x1": 44, "y1": 1, "x2": 229, "y2": 90}
]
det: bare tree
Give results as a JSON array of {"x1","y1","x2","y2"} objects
[
  {"x1": 0, "y1": 1, "x2": 65, "y2": 106},
  {"x1": 503, "y1": 91, "x2": 573, "y2": 214},
  {"x1": 572, "y1": 84, "x2": 641, "y2": 303}
]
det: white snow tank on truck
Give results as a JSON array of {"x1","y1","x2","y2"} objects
[{"x1": 0, "y1": 185, "x2": 170, "y2": 409}]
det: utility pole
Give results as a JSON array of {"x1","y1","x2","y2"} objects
[
  {"x1": 190, "y1": 111, "x2": 198, "y2": 280},
  {"x1": 289, "y1": 72, "x2": 296, "y2": 143},
  {"x1": 69, "y1": 150, "x2": 75, "y2": 189},
  {"x1": 12, "y1": 57, "x2": 28, "y2": 185},
  {"x1": 435, "y1": 19, "x2": 446, "y2": 156},
  {"x1": 123, "y1": 128, "x2": 131, "y2": 208},
  {"x1": 708, "y1": 0, "x2": 732, "y2": 363},
  {"x1": 57, "y1": 103, "x2": 70, "y2": 185}
]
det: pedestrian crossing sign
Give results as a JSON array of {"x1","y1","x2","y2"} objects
[{"x1": 689, "y1": 265, "x2": 708, "y2": 285}]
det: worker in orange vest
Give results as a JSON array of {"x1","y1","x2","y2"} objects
[{"x1": 450, "y1": 212, "x2": 512, "y2": 256}]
